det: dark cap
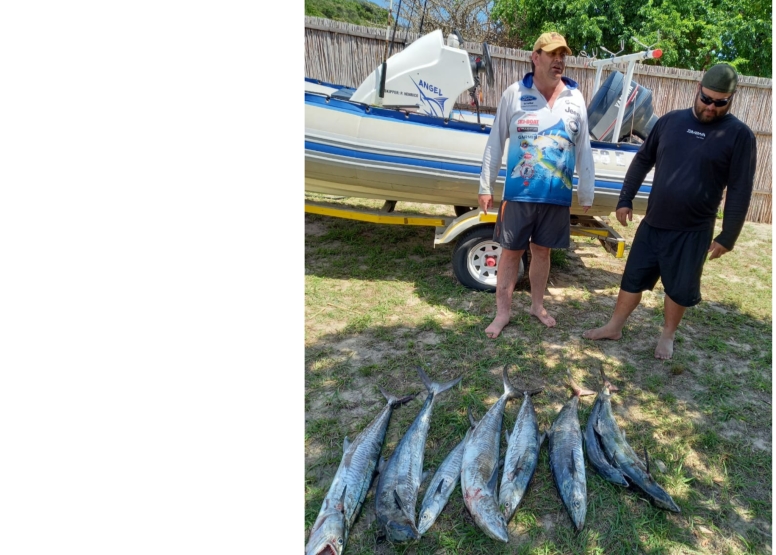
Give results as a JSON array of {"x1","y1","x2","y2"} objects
[{"x1": 701, "y1": 64, "x2": 738, "y2": 93}]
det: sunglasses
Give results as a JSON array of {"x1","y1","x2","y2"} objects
[{"x1": 699, "y1": 90, "x2": 733, "y2": 107}]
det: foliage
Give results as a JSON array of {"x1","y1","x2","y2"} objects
[
  {"x1": 305, "y1": 0, "x2": 771, "y2": 77},
  {"x1": 305, "y1": 0, "x2": 390, "y2": 27},
  {"x1": 490, "y1": 0, "x2": 772, "y2": 77}
]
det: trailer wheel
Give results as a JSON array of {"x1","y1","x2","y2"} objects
[{"x1": 452, "y1": 226, "x2": 524, "y2": 292}]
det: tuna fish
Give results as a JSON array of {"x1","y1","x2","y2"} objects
[
  {"x1": 584, "y1": 369, "x2": 629, "y2": 487},
  {"x1": 547, "y1": 372, "x2": 596, "y2": 531},
  {"x1": 593, "y1": 373, "x2": 681, "y2": 513},
  {"x1": 305, "y1": 387, "x2": 415, "y2": 555},
  {"x1": 416, "y1": 418, "x2": 474, "y2": 535},
  {"x1": 374, "y1": 367, "x2": 462, "y2": 542},
  {"x1": 499, "y1": 386, "x2": 544, "y2": 524},
  {"x1": 461, "y1": 365, "x2": 519, "y2": 543}
]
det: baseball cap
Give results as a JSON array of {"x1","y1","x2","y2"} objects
[
  {"x1": 701, "y1": 64, "x2": 738, "y2": 94},
  {"x1": 533, "y1": 32, "x2": 572, "y2": 56}
]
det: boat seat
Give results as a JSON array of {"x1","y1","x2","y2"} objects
[{"x1": 331, "y1": 87, "x2": 356, "y2": 101}]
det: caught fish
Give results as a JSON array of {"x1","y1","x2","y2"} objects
[
  {"x1": 461, "y1": 365, "x2": 519, "y2": 543},
  {"x1": 499, "y1": 386, "x2": 544, "y2": 524},
  {"x1": 305, "y1": 387, "x2": 415, "y2": 555},
  {"x1": 416, "y1": 416, "x2": 475, "y2": 535},
  {"x1": 374, "y1": 367, "x2": 462, "y2": 542},
  {"x1": 548, "y1": 372, "x2": 596, "y2": 531},
  {"x1": 584, "y1": 369, "x2": 629, "y2": 487},
  {"x1": 594, "y1": 373, "x2": 681, "y2": 513}
]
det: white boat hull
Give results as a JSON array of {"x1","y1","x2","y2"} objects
[{"x1": 305, "y1": 84, "x2": 653, "y2": 217}]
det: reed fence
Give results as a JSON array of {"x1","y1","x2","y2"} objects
[{"x1": 305, "y1": 16, "x2": 773, "y2": 224}]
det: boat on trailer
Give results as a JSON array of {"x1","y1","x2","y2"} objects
[{"x1": 304, "y1": 27, "x2": 663, "y2": 291}]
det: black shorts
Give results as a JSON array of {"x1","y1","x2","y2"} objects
[
  {"x1": 493, "y1": 201, "x2": 570, "y2": 251},
  {"x1": 621, "y1": 222, "x2": 714, "y2": 307}
]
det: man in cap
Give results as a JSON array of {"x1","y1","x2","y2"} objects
[
  {"x1": 583, "y1": 63, "x2": 756, "y2": 359},
  {"x1": 479, "y1": 32, "x2": 595, "y2": 337}
]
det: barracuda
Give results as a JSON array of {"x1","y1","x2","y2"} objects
[
  {"x1": 374, "y1": 367, "x2": 462, "y2": 542},
  {"x1": 584, "y1": 369, "x2": 630, "y2": 487},
  {"x1": 305, "y1": 387, "x2": 415, "y2": 555},
  {"x1": 593, "y1": 372, "x2": 681, "y2": 513},
  {"x1": 417, "y1": 418, "x2": 475, "y2": 535},
  {"x1": 499, "y1": 386, "x2": 544, "y2": 524},
  {"x1": 461, "y1": 365, "x2": 519, "y2": 543},
  {"x1": 548, "y1": 372, "x2": 596, "y2": 531}
]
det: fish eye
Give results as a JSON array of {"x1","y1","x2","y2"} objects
[{"x1": 337, "y1": 537, "x2": 343, "y2": 545}]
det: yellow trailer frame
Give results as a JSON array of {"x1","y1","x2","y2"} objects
[{"x1": 305, "y1": 198, "x2": 626, "y2": 291}]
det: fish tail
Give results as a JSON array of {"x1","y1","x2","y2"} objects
[
  {"x1": 417, "y1": 366, "x2": 462, "y2": 397},
  {"x1": 379, "y1": 385, "x2": 417, "y2": 407},
  {"x1": 567, "y1": 370, "x2": 596, "y2": 397},
  {"x1": 524, "y1": 386, "x2": 544, "y2": 397},
  {"x1": 599, "y1": 368, "x2": 620, "y2": 393},
  {"x1": 502, "y1": 364, "x2": 520, "y2": 400}
]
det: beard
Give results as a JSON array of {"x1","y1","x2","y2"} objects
[{"x1": 693, "y1": 99, "x2": 731, "y2": 123}]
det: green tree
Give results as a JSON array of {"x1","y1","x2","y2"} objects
[
  {"x1": 305, "y1": 0, "x2": 390, "y2": 26},
  {"x1": 490, "y1": 0, "x2": 771, "y2": 77}
]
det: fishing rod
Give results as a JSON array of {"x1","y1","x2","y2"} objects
[{"x1": 378, "y1": 0, "x2": 404, "y2": 104}]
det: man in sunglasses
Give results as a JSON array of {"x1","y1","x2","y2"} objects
[{"x1": 583, "y1": 63, "x2": 756, "y2": 360}]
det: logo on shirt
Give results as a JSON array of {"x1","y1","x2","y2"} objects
[
  {"x1": 515, "y1": 114, "x2": 539, "y2": 133},
  {"x1": 687, "y1": 128, "x2": 706, "y2": 139},
  {"x1": 520, "y1": 95, "x2": 537, "y2": 102}
]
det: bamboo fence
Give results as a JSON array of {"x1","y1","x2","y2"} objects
[{"x1": 305, "y1": 16, "x2": 773, "y2": 224}]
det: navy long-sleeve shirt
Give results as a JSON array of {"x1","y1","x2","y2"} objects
[{"x1": 617, "y1": 108, "x2": 756, "y2": 250}]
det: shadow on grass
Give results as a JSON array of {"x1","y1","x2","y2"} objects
[{"x1": 305, "y1": 214, "x2": 771, "y2": 554}]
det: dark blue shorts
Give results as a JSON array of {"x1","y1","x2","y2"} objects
[
  {"x1": 493, "y1": 201, "x2": 570, "y2": 251},
  {"x1": 621, "y1": 222, "x2": 714, "y2": 307}
]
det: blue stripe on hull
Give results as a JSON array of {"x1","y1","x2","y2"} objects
[{"x1": 305, "y1": 140, "x2": 652, "y2": 195}]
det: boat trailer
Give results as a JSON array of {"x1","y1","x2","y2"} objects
[{"x1": 305, "y1": 199, "x2": 625, "y2": 292}]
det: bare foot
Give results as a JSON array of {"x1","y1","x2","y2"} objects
[
  {"x1": 529, "y1": 306, "x2": 556, "y2": 328},
  {"x1": 654, "y1": 333, "x2": 674, "y2": 359},
  {"x1": 582, "y1": 324, "x2": 622, "y2": 340},
  {"x1": 485, "y1": 315, "x2": 510, "y2": 339}
]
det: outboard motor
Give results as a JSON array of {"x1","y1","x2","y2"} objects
[{"x1": 587, "y1": 71, "x2": 658, "y2": 142}]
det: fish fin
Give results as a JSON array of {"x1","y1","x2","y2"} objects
[
  {"x1": 644, "y1": 447, "x2": 651, "y2": 476},
  {"x1": 539, "y1": 430, "x2": 547, "y2": 447},
  {"x1": 343, "y1": 436, "x2": 351, "y2": 453},
  {"x1": 567, "y1": 370, "x2": 596, "y2": 397},
  {"x1": 335, "y1": 485, "x2": 347, "y2": 513},
  {"x1": 393, "y1": 489, "x2": 417, "y2": 530},
  {"x1": 377, "y1": 457, "x2": 387, "y2": 473},
  {"x1": 502, "y1": 364, "x2": 520, "y2": 399},
  {"x1": 435, "y1": 478, "x2": 445, "y2": 495},
  {"x1": 393, "y1": 489, "x2": 404, "y2": 510},
  {"x1": 467, "y1": 406, "x2": 478, "y2": 429},
  {"x1": 525, "y1": 387, "x2": 544, "y2": 396},
  {"x1": 379, "y1": 385, "x2": 417, "y2": 407},
  {"x1": 417, "y1": 366, "x2": 462, "y2": 397},
  {"x1": 421, "y1": 470, "x2": 431, "y2": 485},
  {"x1": 487, "y1": 463, "x2": 500, "y2": 493}
]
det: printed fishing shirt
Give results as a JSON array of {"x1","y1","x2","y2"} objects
[{"x1": 479, "y1": 74, "x2": 595, "y2": 207}]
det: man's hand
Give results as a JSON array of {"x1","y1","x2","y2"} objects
[
  {"x1": 478, "y1": 194, "x2": 493, "y2": 215},
  {"x1": 707, "y1": 241, "x2": 730, "y2": 260},
  {"x1": 581, "y1": 205, "x2": 590, "y2": 213},
  {"x1": 615, "y1": 207, "x2": 633, "y2": 226}
]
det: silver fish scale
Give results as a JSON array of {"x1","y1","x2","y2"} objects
[
  {"x1": 548, "y1": 395, "x2": 587, "y2": 531},
  {"x1": 499, "y1": 393, "x2": 541, "y2": 522},
  {"x1": 375, "y1": 368, "x2": 462, "y2": 543},
  {"x1": 307, "y1": 393, "x2": 410, "y2": 555},
  {"x1": 595, "y1": 391, "x2": 681, "y2": 512},
  {"x1": 584, "y1": 389, "x2": 629, "y2": 487},
  {"x1": 417, "y1": 428, "x2": 471, "y2": 535},
  {"x1": 461, "y1": 393, "x2": 511, "y2": 542}
]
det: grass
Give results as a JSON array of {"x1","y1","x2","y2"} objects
[{"x1": 305, "y1": 199, "x2": 772, "y2": 555}]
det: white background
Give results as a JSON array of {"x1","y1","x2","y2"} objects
[{"x1": 0, "y1": 2, "x2": 300, "y2": 552}]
